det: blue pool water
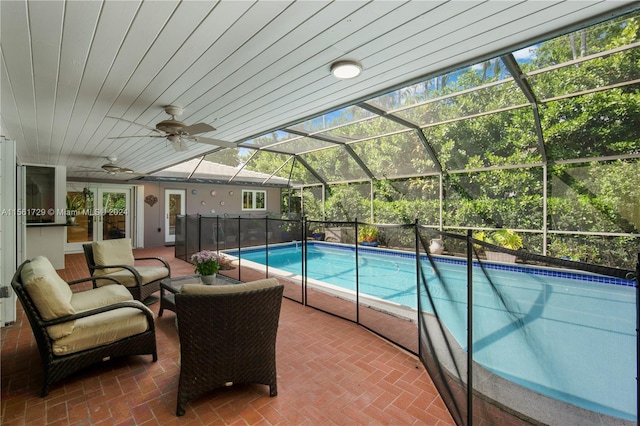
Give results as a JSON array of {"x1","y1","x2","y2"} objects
[{"x1": 226, "y1": 242, "x2": 636, "y2": 421}]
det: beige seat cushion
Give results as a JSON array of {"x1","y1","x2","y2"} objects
[
  {"x1": 95, "y1": 266, "x2": 169, "y2": 288},
  {"x1": 92, "y1": 239, "x2": 135, "y2": 276},
  {"x1": 181, "y1": 278, "x2": 280, "y2": 295},
  {"x1": 45, "y1": 284, "x2": 138, "y2": 341},
  {"x1": 21, "y1": 256, "x2": 75, "y2": 321},
  {"x1": 52, "y1": 302, "x2": 152, "y2": 356}
]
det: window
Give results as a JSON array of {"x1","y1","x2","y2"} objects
[
  {"x1": 26, "y1": 166, "x2": 56, "y2": 223},
  {"x1": 242, "y1": 190, "x2": 266, "y2": 211}
]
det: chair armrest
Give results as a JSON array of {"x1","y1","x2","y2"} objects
[
  {"x1": 41, "y1": 301, "x2": 155, "y2": 330},
  {"x1": 134, "y1": 256, "x2": 171, "y2": 274},
  {"x1": 90, "y1": 264, "x2": 143, "y2": 281},
  {"x1": 67, "y1": 276, "x2": 122, "y2": 286}
]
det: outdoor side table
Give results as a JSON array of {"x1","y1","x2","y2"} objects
[{"x1": 159, "y1": 274, "x2": 241, "y2": 317}]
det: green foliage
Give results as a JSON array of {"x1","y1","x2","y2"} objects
[
  {"x1": 475, "y1": 229, "x2": 523, "y2": 250},
  {"x1": 102, "y1": 193, "x2": 126, "y2": 211},
  {"x1": 358, "y1": 225, "x2": 378, "y2": 243},
  {"x1": 542, "y1": 90, "x2": 640, "y2": 161},
  {"x1": 301, "y1": 187, "x2": 323, "y2": 220},
  {"x1": 491, "y1": 229, "x2": 523, "y2": 250},
  {"x1": 548, "y1": 161, "x2": 640, "y2": 234},
  {"x1": 325, "y1": 183, "x2": 371, "y2": 222},
  {"x1": 547, "y1": 239, "x2": 597, "y2": 262},
  {"x1": 66, "y1": 195, "x2": 83, "y2": 211},
  {"x1": 66, "y1": 195, "x2": 84, "y2": 217}
]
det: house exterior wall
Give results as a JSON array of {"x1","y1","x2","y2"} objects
[{"x1": 141, "y1": 181, "x2": 282, "y2": 247}]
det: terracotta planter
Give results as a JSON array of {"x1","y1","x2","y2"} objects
[{"x1": 485, "y1": 251, "x2": 516, "y2": 263}]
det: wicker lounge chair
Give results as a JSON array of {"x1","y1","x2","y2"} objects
[
  {"x1": 83, "y1": 238, "x2": 170, "y2": 304},
  {"x1": 174, "y1": 278, "x2": 284, "y2": 416},
  {"x1": 11, "y1": 256, "x2": 157, "y2": 396}
]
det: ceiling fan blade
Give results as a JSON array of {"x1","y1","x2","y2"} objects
[
  {"x1": 108, "y1": 135, "x2": 165, "y2": 139},
  {"x1": 188, "y1": 136, "x2": 236, "y2": 148},
  {"x1": 106, "y1": 116, "x2": 164, "y2": 134},
  {"x1": 125, "y1": 175, "x2": 147, "y2": 180},
  {"x1": 180, "y1": 122, "x2": 215, "y2": 135}
]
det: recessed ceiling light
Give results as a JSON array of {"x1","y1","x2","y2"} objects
[{"x1": 330, "y1": 61, "x2": 362, "y2": 79}]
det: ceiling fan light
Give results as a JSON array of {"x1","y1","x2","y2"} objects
[{"x1": 330, "y1": 61, "x2": 362, "y2": 79}]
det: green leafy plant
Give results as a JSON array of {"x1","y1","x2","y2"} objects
[
  {"x1": 358, "y1": 225, "x2": 379, "y2": 243},
  {"x1": 66, "y1": 195, "x2": 84, "y2": 216},
  {"x1": 475, "y1": 229, "x2": 523, "y2": 250}
]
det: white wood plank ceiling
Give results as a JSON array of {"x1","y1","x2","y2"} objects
[{"x1": 1, "y1": 0, "x2": 637, "y2": 181}]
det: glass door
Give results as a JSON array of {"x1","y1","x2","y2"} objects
[
  {"x1": 165, "y1": 189, "x2": 185, "y2": 243},
  {"x1": 98, "y1": 188, "x2": 130, "y2": 241},
  {"x1": 66, "y1": 186, "x2": 131, "y2": 251},
  {"x1": 65, "y1": 187, "x2": 94, "y2": 252}
]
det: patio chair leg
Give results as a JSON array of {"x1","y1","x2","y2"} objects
[{"x1": 176, "y1": 403, "x2": 185, "y2": 417}]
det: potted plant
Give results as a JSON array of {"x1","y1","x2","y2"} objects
[
  {"x1": 65, "y1": 195, "x2": 84, "y2": 225},
  {"x1": 475, "y1": 229, "x2": 522, "y2": 263},
  {"x1": 191, "y1": 250, "x2": 220, "y2": 284},
  {"x1": 358, "y1": 225, "x2": 379, "y2": 247},
  {"x1": 311, "y1": 227, "x2": 325, "y2": 241}
]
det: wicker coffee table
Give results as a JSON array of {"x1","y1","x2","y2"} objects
[{"x1": 158, "y1": 274, "x2": 241, "y2": 317}]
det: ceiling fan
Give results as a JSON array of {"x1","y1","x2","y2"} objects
[
  {"x1": 101, "y1": 157, "x2": 135, "y2": 175},
  {"x1": 107, "y1": 105, "x2": 236, "y2": 152},
  {"x1": 78, "y1": 157, "x2": 139, "y2": 176}
]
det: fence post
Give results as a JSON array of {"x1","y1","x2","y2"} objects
[
  {"x1": 415, "y1": 219, "x2": 421, "y2": 358},
  {"x1": 636, "y1": 253, "x2": 640, "y2": 422},
  {"x1": 466, "y1": 229, "x2": 474, "y2": 426},
  {"x1": 302, "y1": 216, "x2": 307, "y2": 305},
  {"x1": 197, "y1": 214, "x2": 201, "y2": 252},
  {"x1": 237, "y1": 216, "x2": 242, "y2": 282},
  {"x1": 215, "y1": 215, "x2": 219, "y2": 253},
  {"x1": 355, "y1": 219, "x2": 359, "y2": 324},
  {"x1": 265, "y1": 216, "x2": 269, "y2": 278}
]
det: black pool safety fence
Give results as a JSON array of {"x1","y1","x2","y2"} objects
[{"x1": 175, "y1": 214, "x2": 639, "y2": 426}]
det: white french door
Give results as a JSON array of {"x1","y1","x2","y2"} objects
[
  {"x1": 99, "y1": 188, "x2": 130, "y2": 241},
  {"x1": 66, "y1": 186, "x2": 131, "y2": 252},
  {"x1": 165, "y1": 189, "x2": 185, "y2": 243}
]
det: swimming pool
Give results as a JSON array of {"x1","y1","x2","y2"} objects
[{"x1": 226, "y1": 242, "x2": 636, "y2": 421}]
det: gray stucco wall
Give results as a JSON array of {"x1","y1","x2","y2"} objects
[{"x1": 141, "y1": 181, "x2": 282, "y2": 247}]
